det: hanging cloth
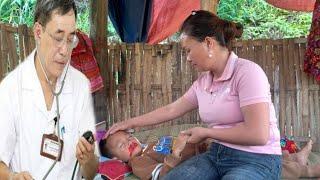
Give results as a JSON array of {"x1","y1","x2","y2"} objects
[
  {"x1": 147, "y1": 0, "x2": 200, "y2": 44},
  {"x1": 304, "y1": 0, "x2": 320, "y2": 82},
  {"x1": 266, "y1": 0, "x2": 315, "y2": 12},
  {"x1": 108, "y1": 0, "x2": 153, "y2": 43},
  {"x1": 71, "y1": 31, "x2": 104, "y2": 93}
]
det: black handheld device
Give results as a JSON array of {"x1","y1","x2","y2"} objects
[{"x1": 82, "y1": 131, "x2": 94, "y2": 144}]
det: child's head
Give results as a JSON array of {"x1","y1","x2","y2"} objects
[{"x1": 99, "y1": 130, "x2": 142, "y2": 162}]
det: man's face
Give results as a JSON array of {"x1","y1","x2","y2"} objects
[
  {"x1": 34, "y1": 9, "x2": 77, "y2": 79},
  {"x1": 106, "y1": 131, "x2": 143, "y2": 162}
]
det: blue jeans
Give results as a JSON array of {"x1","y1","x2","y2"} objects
[{"x1": 164, "y1": 143, "x2": 281, "y2": 180}]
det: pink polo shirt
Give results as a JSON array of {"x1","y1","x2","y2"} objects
[{"x1": 183, "y1": 52, "x2": 281, "y2": 155}]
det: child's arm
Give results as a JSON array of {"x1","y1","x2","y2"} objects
[
  {"x1": 160, "y1": 143, "x2": 198, "y2": 176},
  {"x1": 129, "y1": 143, "x2": 164, "y2": 179},
  {"x1": 130, "y1": 155, "x2": 163, "y2": 180},
  {"x1": 160, "y1": 134, "x2": 196, "y2": 177}
]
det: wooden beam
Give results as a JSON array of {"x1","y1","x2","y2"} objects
[
  {"x1": 89, "y1": 0, "x2": 108, "y2": 70},
  {"x1": 201, "y1": 0, "x2": 219, "y2": 14},
  {"x1": 89, "y1": 0, "x2": 109, "y2": 126}
]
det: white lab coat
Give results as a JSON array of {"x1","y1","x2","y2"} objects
[{"x1": 0, "y1": 50, "x2": 97, "y2": 179}]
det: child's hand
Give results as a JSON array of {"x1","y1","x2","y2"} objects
[
  {"x1": 172, "y1": 133, "x2": 189, "y2": 158},
  {"x1": 181, "y1": 127, "x2": 208, "y2": 144}
]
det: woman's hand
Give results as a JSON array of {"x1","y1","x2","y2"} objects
[
  {"x1": 181, "y1": 127, "x2": 209, "y2": 144},
  {"x1": 106, "y1": 120, "x2": 134, "y2": 137},
  {"x1": 172, "y1": 134, "x2": 189, "y2": 158}
]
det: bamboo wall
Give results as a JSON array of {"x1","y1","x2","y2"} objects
[
  {"x1": 0, "y1": 24, "x2": 35, "y2": 78},
  {"x1": 232, "y1": 39, "x2": 320, "y2": 142},
  {"x1": 105, "y1": 43, "x2": 200, "y2": 131},
  {"x1": 1, "y1": 23, "x2": 319, "y2": 146}
]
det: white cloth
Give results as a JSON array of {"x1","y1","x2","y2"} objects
[
  {"x1": 151, "y1": 163, "x2": 163, "y2": 180},
  {"x1": 0, "y1": 50, "x2": 96, "y2": 179}
]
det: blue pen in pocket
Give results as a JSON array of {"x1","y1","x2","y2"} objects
[{"x1": 60, "y1": 126, "x2": 65, "y2": 140}]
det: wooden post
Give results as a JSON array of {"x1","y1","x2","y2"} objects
[
  {"x1": 201, "y1": 0, "x2": 219, "y2": 14},
  {"x1": 89, "y1": 0, "x2": 109, "y2": 127}
]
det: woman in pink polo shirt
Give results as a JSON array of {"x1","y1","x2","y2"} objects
[{"x1": 108, "y1": 10, "x2": 281, "y2": 179}]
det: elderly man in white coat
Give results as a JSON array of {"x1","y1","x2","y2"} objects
[{"x1": 0, "y1": 0, "x2": 98, "y2": 179}]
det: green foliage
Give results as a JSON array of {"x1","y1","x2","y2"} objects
[
  {"x1": 75, "y1": 0, "x2": 90, "y2": 33},
  {"x1": 0, "y1": 0, "x2": 119, "y2": 41},
  {"x1": 217, "y1": 0, "x2": 312, "y2": 39},
  {"x1": 0, "y1": 0, "x2": 313, "y2": 41},
  {"x1": 76, "y1": 0, "x2": 120, "y2": 41},
  {"x1": 0, "y1": 0, "x2": 35, "y2": 26}
]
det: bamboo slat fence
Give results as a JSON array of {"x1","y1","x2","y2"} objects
[
  {"x1": 1, "y1": 23, "x2": 319, "y2": 149},
  {"x1": 0, "y1": 24, "x2": 34, "y2": 77}
]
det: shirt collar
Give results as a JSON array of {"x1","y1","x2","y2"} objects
[
  {"x1": 214, "y1": 51, "x2": 238, "y2": 82},
  {"x1": 203, "y1": 52, "x2": 238, "y2": 91},
  {"x1": 22, "y1": 49, "x2": 72, "y2": 94}
]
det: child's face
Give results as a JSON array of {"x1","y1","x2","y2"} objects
[{"x1": 106, "y1": 131, "x2": 142, "y2": 162}]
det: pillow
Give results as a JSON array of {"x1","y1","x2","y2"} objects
[{"x1": 98, "y1": 158, "x2": 132, "y2": 180}]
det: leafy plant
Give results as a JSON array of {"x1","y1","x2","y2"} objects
[
  {"x1": 0, "y1": 0, "x2": 120, "y2": 41},
  {"x1": 0, "y1": 0, "x2": 35, "y2": 26},
  {"x1": 217, "y1": 0, "x2": 312, "y2": 39}
]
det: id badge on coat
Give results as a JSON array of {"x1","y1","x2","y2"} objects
[{"x1": 40, "y1": 134, "x2": 64, "y2": 161}]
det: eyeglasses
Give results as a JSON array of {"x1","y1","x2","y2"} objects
[{"x1": 44, "y1": 30, "x2": 79, "y2": 51}]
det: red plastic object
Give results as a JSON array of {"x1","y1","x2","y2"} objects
[{"x1": 266, "y1": 0, "x2": 316, "y2": 12}]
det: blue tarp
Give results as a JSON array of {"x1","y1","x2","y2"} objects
[{"x1": 108, "y1": 0, "x2": 153, "y2": 43}]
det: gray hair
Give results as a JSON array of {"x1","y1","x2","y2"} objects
[{"x1": 34, "y1": 0, "x2": 77, "y2": 26}]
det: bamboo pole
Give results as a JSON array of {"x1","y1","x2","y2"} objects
[{"x1": 201, "y1": 0, "x2": 219, "y2": 14}]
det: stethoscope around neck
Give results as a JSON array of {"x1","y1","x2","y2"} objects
[
  {"x1": 36, "y1": 46, "x2": 70, "y2": 180},
  {"x1": 36, "y1": 46, "x2": 70, "y2": 116}
]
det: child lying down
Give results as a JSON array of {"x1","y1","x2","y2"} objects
[
  {"x1": 99, "y1": 130, "x2": 207, "y2": 179},
  {"x1": 99, "y1": 131, "x2": 320, "y2": 180}
]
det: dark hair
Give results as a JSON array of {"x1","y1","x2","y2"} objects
[
  {"x1": 34, "y1": 0, "x2": 77, "y2": 26},
  {"x1": 181, "y1": 10, "x2": 243, "y2": 49},
  {"x1": 99, "y1": 138, "x2": 114, "y2": 159}
]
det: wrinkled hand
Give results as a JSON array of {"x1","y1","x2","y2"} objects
[
  {"x1": 106, "y1": 120, "x2": 134, "y2": 137},
  {"x1": 172, "y1": 133, "x2": 189, "y2": 157},
  {"x1": 11, "y1": 171, "x2": 33, "y2": 180},
  {"x1": 181, "y1": 127, "x2": 208, "y2": 144},
  {"x1": 76, "y1": 137, "x2": 95, "y2": 166}
]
